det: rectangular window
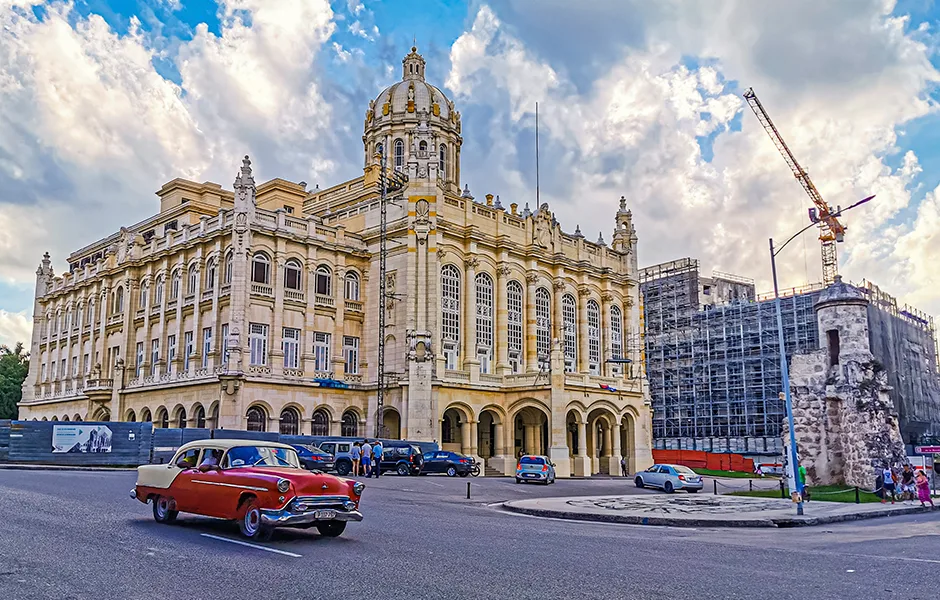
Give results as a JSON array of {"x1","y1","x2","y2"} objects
[
  {"x1": 71, "y1": 356, "x2": 78, "y2": 377},
  {"x1": 509, "y1": 351, "x2": 520, "y2": 374},
  {"x1": 109, "y1": 346, "x2": 120, "y2": 372},
  {"x1": 478, "y1": 347, "x2": 491, "y2": 375},
  {"x1": 249, "y1": 323, "x2": 268, "y2": 366},
  {"x1": 343, "y1": 336, "x2": 359, "y2": 374},
  {"x1": 183, "y1": 331, "x2": 193, "y2": 372},
  {"x1": 443, "y1": 341, "x2": 458, "y2": 371},
  {"x1": 283, "y1": 328, "x2": 300, "y2": 370},
  {"x1": 313, "y1": 332, "x2": 331, "y2": 372},
  {"x1": 202, "y1": 327, "x2": 212, "y2": 368},
  {"x1": 150, "y1": 340, "x2": 159, "y2": 376},
  {"x1": 83, "y1": 353, "x2": 90, "y2": 375},
  {"x1": 284, "y1": 205, "x2": 294, "y2": 214},
  {"x1": 167, "y1": 335, "x2": 176, "y2": 373},
  {"x1": 221, "y1": 323, "x2": 229, "y2": 366},
  {"x1": 135, "y1": 342, "x2": 144, "y2": 377},
  {"x1": 52, "y1": 361, "x2": 57, "y2": 379},
  {"x1": 60, "y1": 359, "x2": 66, "y2": 379},
  {"x1": 41, "y1": 363, "x2": 47, "y2": 381}
]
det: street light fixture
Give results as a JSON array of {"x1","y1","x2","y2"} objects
[{"x1": 770, "y1": 194, "x2": 874, "y2": 516}]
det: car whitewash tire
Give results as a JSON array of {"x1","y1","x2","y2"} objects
[
  {"x1": 152, "y1": 495, "x2": 178, "y2": 524},
  {"x1": 238, "y1": 500, "x2": 272, "y2": 541},
  {"x1": 316, "y1": 521, "x2": 347, "y2": 538}
]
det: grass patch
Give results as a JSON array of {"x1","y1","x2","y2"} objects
[
  {"x1": 692, "y1": 468, "x2": 777, "y2": 479},
  {"x1": 731, "y1": 485, "x2": 884, "y2": 503}
]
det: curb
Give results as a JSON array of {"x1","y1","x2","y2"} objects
[
  {"x1": 0, "y1": 464, "x2": 137, "y2": 472},
  {"x1": 499, "y1": 501, "x2": 936, "y2": 528}
]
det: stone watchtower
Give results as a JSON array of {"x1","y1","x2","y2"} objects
[{"x1": 786, "y1": 276, "x2": 905, "y2": 487}]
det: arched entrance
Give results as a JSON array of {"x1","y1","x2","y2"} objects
[
  {"x1": 441, "y1": 407, "x2": 466, "y2": 453},
  {"x1": 620, "y1": 413, "x2": 637, "y2": 475},
  {"x1": 381, "y1": 408, "x2": 401, "y2": 440},
  {"x1": 246, "y1": 405, "x2": 267, "y2": 432},
  {"x1": 194, "y1": 404, "x2": 206, "y2": 429},
  {"x1": 512, "y1": 405, "x2": 549, "y2": 458},
  {"x1": 587, "y1": 408, "x2": 617, "y2": 475},
  {"x1": 477, "y1": 408, "x2": 504, "y2": 460}
]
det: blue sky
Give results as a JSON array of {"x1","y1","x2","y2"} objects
[{"x1": 0, "y1": 0, "x2": 938, "y2": 346}]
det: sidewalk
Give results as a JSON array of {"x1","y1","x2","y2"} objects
[
  {"x1": 500, "y1": 494, "x2": 937, "y2": 528},
  {"x1": 0, "y1": 463, "x2": 136, "y2": 472}
]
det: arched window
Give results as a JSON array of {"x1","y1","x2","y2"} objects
[
  {"x1": 419, "y1": 140, "x2": 428, "y2": 152},
  {"x1": 315, "y1": 265, "x2": 332, "y2": 296},
  {"x1": 251, "y1": 253, "x2": 270, "y2": 284},
  {"x1": 195, "y1": 405, "x2": 206, "y2": 429},
  {"x1": 63, "y1": 415, "x2": 70, "y2": 422},
  {"x1": 375, "y1": 142, "x2": 383, "y2": 157},
  {"x1": 51, "y1": 416, "x2": 58, "y2": 422},
  {"x1": 126, "y1": 410, "x2": 136, "y2": 423},
  {"x1": 394, "y1": 139, "x2": 404, "y2": 169},
  {"x1": 441, "y1": 264, "x2": 461, "y2": 370},
  {"x1": 154, "y1": 276, "x2": 165, "y2": 306},
  {"x1": 475, "y1": 273, "x2": 494, "y2": 373},
  {"x1": 284, "y1": 259, "x2": 302, "y2": 290},
  {"x1": 279, "y1": 408, "x2": 300, "y2": 435},
  {"x1": 170, "y1": 269, "x2": 181, "y2": 299},
  {"x1": 205, "y1": 258, "x2": 216, "y2": 291},
  {"x1": 341, "y1": 410, "x2": 359, "y2": 437},
  {"x1": 176, "y1": 407, "x2": 187, "y2": 429},
  {"x1": 187, "y1": 265, "x2": 198, "y2": 295},
  {"x1": 439, "y1": 144, "x2": 446, "y2": 176},
  {"x1": 311, "y1": 409, "x2": 330, "y2": 436},
  {"x1": 75, "y1": 415, "x2": 83, "y2": 422},
  {"x1": 536, "y1": 287, "x2": 551, "y2": 361},
  {"x1": 224, "y1": 251, "x2": 234, "y2": 285},
  {"x1": 209, "y1": 404, "x2": 219, "y2": 429},
  {"x1": 610, "y1": 305, "x2": 624, "y2": 375},
  {"x1": 562, "y1": 294, "x2": 577, "y2": 372},
  {"x1": 113, "y1": 287, "x2": 124, "y2": 314},
  {"x1": 246, "y1": 406, "x2": 267, "y2": 432},
  {"x1": 156, "y1": 408, "x2": 168, "y2": 429},
  {"x1": 139, "y1": 280, "x2": 149, "y2": 309},
  {"x1": 587, "y1": 299, "x2": 600, "y2": 375},
  {"x1": 344, "y1": 271, "x2": 360, "y2": 301},
  {"x1": 140, "y1": 408, "x2": 152, "y2": 423},
  {"x1": 507, "y1": 280, "x2": 523, "y2": 372}
]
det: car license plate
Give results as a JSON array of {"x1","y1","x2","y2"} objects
[
  {"x1": 315, "y1": 509, "x2": 336, "y2": 520},
  {"x1": 524, "y1": 473, "x2": 537, "y2": 478}
]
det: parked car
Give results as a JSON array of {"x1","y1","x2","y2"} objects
[
  {"x1": 378, "y1": 442, "x2": 425, "y2": 476},
  {"x1": 131, "y1": 439, "x2": 365, "y2": 540},
  {"x1": 317, "y1": 440, "x2": 357, "y2": 475},
  {"x1": 291, "y1": 444, "x2": 335, "y2": 473},
  {"x1": 515, "y1": 455, "x2": 556, "y2": 484},
  {"x1": 421, "y1": 451, "x2": 473, "y2": 477},
  {"x1": 634, "y1": 464, "x2": 704, "y2": 493}
]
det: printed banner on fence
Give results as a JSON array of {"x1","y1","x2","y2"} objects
[{"x1": 52, "y1": 425, "x2": 113, "y2": 453}]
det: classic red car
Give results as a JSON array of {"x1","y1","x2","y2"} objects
[{"x1": 130, "y1": 439, "x2": 364, "y2": 540}]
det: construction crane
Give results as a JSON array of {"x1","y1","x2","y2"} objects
[{"x1": 743, "y1": 88, "x2": 846, "y2": 285}]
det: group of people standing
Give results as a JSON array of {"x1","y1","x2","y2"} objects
[
  {"x1": 350, "y1": 440, "x2": 384, "y2": 478},
  {"x1": 879, "y1": 463, "x2": 934, "y2": 507}
]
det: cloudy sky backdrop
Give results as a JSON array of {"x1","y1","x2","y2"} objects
[{"x1": 1, "y1": 0, "x2": 938, "y2": 347}]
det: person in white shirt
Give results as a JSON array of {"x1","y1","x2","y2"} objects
[{"x1": 361, "y1": 441, "x2": 373, "y2": 477}]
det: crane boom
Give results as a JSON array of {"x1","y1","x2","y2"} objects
[{"x1": 743, "y1": 88, "x2": 845, "y2": 285}]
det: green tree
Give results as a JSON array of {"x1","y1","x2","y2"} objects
[{"x1": 0, "y1": 343, "x2": 29, "y2": 419}]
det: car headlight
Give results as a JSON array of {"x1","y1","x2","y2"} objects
[
  {"x1": 277, "y1": 478, "x2": 291, "y2": 493},
  {"x1": 353, "y1": 481, "x2": 365, "y2": 496}
]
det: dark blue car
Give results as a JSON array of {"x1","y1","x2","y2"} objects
[
  {"x1": 291, "y1": 444, "x2": 335, "y2": 473},
  {"x1": 421, "y1": 451, "x2": 473, "y2": 477}
]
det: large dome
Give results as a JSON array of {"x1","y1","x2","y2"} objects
[{"x1": 370, "y1": 47, "x2": 453, "y2": 120}]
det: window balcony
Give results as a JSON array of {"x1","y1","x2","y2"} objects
[
  {"x1": 284, "y1": 289, "x2": 305, "y2": 303},
  {"x1": 220, "y1": 284, "x2": 231, "y2": 297},
  {"x1": 201, "y1": 289, "x2": 214, "y2": 302},
  {"x1": 166, "y1": 299, "x2": 178, "y2": 311},
  {"x1": 107, "y1": 314, "x2": 123, "y2": 326},
  {"x1": 183, "y1": 293, "x2": 196, "y2": 306},
  {"x1": 248, "y1": 364, "x2": 272, "y2": 375},
  {"x1": 283, "y1": 368, "x2": 305, "y2": 378},
  {"x1": 84, "y1": 378, "x2": 113, "y2": 391},
  {"x1": 251, "y1": 283, "x2": 274, "y2": 297},
  {"x1": 315, "y1": 294, "x2": 335, "y2": 308},
  {"x1": 344, "y1": 300, "x2": 363, "y2": 312},
  {"x1": 344, "y1": 373, "x2": 363, "y2": 384}
]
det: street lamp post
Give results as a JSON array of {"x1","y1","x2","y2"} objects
[{"x1": 769, "y1": 194, "x2": 873, "y2": 517}]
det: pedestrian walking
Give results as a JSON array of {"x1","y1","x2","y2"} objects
[
  {"x1": 900, "y1": 464, "x2": 916, "y2": 502},
  {"x1": 351, "y1": 442, "x2": 362, "y2": 476},
  {"x1": 915, "y1": 469, "x2": 934, "y2": 508},
  {"x1": 620, "y1": 455, "x2": 628, "y2": 478},
  {"x1": 881, "y1": 464, "x2": 896, "y2": 504},
  {"x1": 361, "y1": 440, "x2": 373, "y2": 477},
  {"x1": 372, "y1": 440, "x2": 383, "y2": 478}
]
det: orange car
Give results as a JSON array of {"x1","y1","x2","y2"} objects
[{"x1": 131, "y1": 439, "x2": 364, "y2": 540}]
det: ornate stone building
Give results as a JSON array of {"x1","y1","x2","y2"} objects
[{"x1": 18, "y1": 48, "x2": 653, "y2": 477}]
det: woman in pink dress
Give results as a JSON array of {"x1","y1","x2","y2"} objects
[{"x1": 915, "y1": 470, "x2": 934, "y2": 507}]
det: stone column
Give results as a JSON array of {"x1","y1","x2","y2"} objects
[
  {"x1": 525, "y1": 272, "x2": 538, "y2": 372},
  {"x1": 489, "y1": 420, "x2": 514, "y2": 475},
  {"x1": 601, "y1": 293, "x2": 613, "y2": 377},
  {"x1": 332, "y1": 268, "x2": 347, "y2": 380},
  {"x1": 609, "y1": 422, "x2": 623, "y2": 476},
  {"x1": 495, "y1": 265, "x2": 510, "y2": 374},
  {"x1": 463, "y1": 257, "x2": 479, "y2": 377},
  {"x1": 302, "y1": 256, "x2": 318, "y2": 374},
  {"x1": 461, "y1": 420, "x2": 472, "y2": 455},
  {"x1": 578, "y1": 288, "x2": 590, "y2": 374},
  {"x1": 572, "y1": 420, "x2": 590, "y2": 476},
  {"x1": 191, "y1": 261, "x2": 203, "y2": 371},
  {"x1": 524, "y1": 424, "x2": 536, "y2": 455},
  {"x1": 271, "y1": 254, "x2": 285, "y2": 375}
]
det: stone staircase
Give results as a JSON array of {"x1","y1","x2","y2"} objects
[{"x1": 484, "y1": 461, "x2": 505, "y2": 477}]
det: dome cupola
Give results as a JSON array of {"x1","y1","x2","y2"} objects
[{"x1": 363, "y1": 46, "x2": 462, "y2": 193}]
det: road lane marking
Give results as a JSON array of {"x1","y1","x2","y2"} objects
[{"x1": 200, "y1": 534, "x2": 301, "y2": 557}]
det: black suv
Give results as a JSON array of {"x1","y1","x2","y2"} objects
[{"x1": 377, "y1": 442, "x2": 424, "y2": 475}]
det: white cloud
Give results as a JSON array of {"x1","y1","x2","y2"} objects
[
  {"x1": 0, "y1": 310, "x2": 31, "y2": 348},
  {"x1": 447, "y1": 2, "x2": 940, "y2": 315}
]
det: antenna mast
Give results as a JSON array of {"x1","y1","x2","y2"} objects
[{"x1": 535, "y1": 102, "x2": 540, "y2": 207}]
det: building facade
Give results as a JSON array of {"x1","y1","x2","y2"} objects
[
  {"x1": 18, "y1": 48, "x2": 653, "y2": 477},
  {"x1": 641, "y1": 257, "x2": 940, "y2": 455}
]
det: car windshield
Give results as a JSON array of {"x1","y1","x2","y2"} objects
[
  {"x1": 673, "y1": 465, "x2": 697, "y2": 475},
  {"x1": 520, "y1": 456, "x2": 545, "y2": 465},
  {"x1": 225, "y1": 446, "x2": 300, "y2": 469}
]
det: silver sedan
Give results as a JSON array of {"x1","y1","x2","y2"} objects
[{"x1": 634, "y1": 464, "x2": 704, "y2": 493}]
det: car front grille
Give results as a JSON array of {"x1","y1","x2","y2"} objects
[{"x1": 290, "y1": 495, "x2": 353, "y2": 512}]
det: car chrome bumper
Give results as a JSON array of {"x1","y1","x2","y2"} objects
[{"x1": 260, "y1": 507, "x2": 363, "y2": 527}]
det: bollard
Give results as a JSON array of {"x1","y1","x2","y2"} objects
[
  {"x1": 467, "y1": 481, "x2": 471, "y2": 499},
  {"x1": 855, "y1": 486, "x2": 860, "y2": 504},
  {"x1": 780, "y1": 479, "x2": 786, "y2": 499},
  {"x1": 713, "y1": 480, "x2": 717, "y2": 495},
  {"x1": 749, "y1": 480, "x2": 753, "y2": 492}
]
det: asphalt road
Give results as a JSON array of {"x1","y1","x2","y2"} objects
[{"x1": 1, "y1": 470, "x2": 939, "y2": 600}]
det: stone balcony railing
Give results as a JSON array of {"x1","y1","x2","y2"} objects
[
  {"x1": 220, "y1": 284, "x2": 231, "y2": 297},
  {"x1": 251, "y1": 283, "x2": 273, "y2": 297},
  {"x1": 344, "y1": 300, "x2": 363, "y2": 312},
  {"x1": 315, "y1": 294, "x2": 334, "y2": 308},
  {"x1": 166, "y1": 299, "x2": 178, "y2": 311},
  {"x1": 201, "y1": 289, "x2": 214, "y2": 301},
  {"x1": 84, "y1": 378, "x2": 113, "y2": 390},
  {"x1": 284, "y1": 289, "x2": 305, "y2": 302},
  {"x1": 183, "y1": 293, "x2": 195, "y2": 306},
  {"x1": 107, "y1": 314, "x2": 123, "y2": 326}
]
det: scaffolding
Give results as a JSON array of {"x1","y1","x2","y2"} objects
[{"x1": 641, "y1": 260, "x2": 820, "y2": 454}]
